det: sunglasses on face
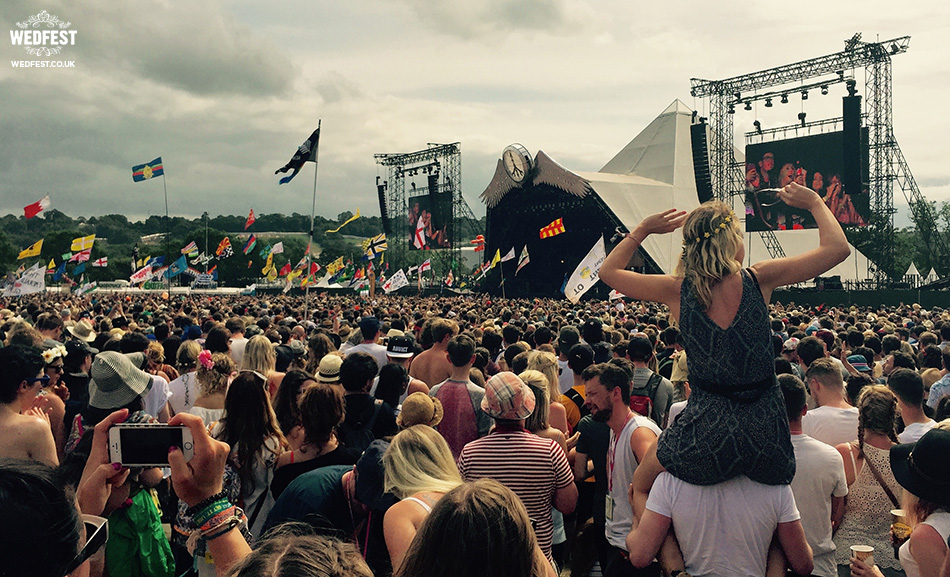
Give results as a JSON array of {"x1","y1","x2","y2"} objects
[
  {"x1": 64, "y1": 516, "x2": 108, "y2": 575},
  {"x1": 47, "y1": 365, "x2": 64, "y2": 374},
  {"x1": 31, "y1": 376, "x2": 51, "y2": 387}
]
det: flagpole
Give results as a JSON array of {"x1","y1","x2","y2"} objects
[
  {"x1": 304, "y1": 119, "x2": 321, "y2": 323},
  {"x1": 163, "y1": 172, "x2": 171, "y2": 290},
  {"x1": 500, "y1": 262, "x2": 506, "y2": 299}
]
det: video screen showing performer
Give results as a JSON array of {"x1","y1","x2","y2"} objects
[
  {"x1": 408, "y1": 194, "x2": 453, "y2": 250},
  {"x1": 744, "y1": 131, "x2": 869, "y2": 231}
]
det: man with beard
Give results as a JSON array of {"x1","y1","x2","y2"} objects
[{"x1": 583, "y1": 361, "x2": 661, "y2": 577}]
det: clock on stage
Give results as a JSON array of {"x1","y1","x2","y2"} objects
[{"x1": 502, "y1": 144, "x2": 533, "y2": 184}]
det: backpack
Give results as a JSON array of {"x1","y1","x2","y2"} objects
[
  {"x1": 563, "y1": 388, "x2": 590, "y2": 420},
  {"x1": 629, "y1": 372, "x2": 662, "y2": 423},
  {"x1": 338, "y1": 398, "x2": 383, "y2": 453}
]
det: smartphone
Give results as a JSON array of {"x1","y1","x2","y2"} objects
[{"x1": 108, "y1": 424, "x2": 194, "y2": 467}]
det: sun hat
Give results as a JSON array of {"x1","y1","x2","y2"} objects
[
  {"x1": 847, "y1": 355, "x2": 871, "y2": 373},
  {"x1": 386, "y1": 328, "x2": 405, "y2": 338},
  {"x1": 481, "y1": 371, "x2": 535, "y2": 420},
  {"x1": 386, "y1": 335, "x2": 414, "y2": 359},
  {"x1": 889, "y1": 428, "x2": 950, "y2": 507},
  {"x1": 782, "y1": 338, "x2": 800, "y2": 352},
  {"x1": 67, "y1": 320, "x2": 97, "y2": 343},
  {"x1": 88, "y1": 351, "x2": 153, "y2": 409},
  {"x1": 396, "y1": 392, "x2": 444, "y2": 428},
  {"x1": 316, "y1": 354, "x2": 343, "y2": 383}
]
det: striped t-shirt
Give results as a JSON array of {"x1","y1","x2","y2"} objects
[{"x1": 457, "y1": 427, "x2": 574, "y2": 560}]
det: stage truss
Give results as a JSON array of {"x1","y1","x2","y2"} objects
[
  {"x1": 374, "y1": 143, "x2": 480, "y2": 278},
  {"x1": 690, "y1": 33, "x2": 950, "y2": 280}
]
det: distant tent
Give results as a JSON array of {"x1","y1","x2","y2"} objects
[
  {"x1": 904, "y1": 262, "x2": 921, "y2": 287},
  {"x1": 925, "y1": 268, "x2": 939, "y2": 284}
]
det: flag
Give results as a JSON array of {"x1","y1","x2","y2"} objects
[
  {"x1": 69, "y1": 249, "x2": 91, "y2": 263},
  {"x1": 18, "y1": 239, "x2": 43, "y2": 260},
  {"x1": 326, "y1": 209, "x2": 361, "y2": 234},
  {"x1": 24, "y1": 195, "x2": 50, "y2": 219},
  {"x1": 130, "y1": 265, "x2": 152, "y2": 284},
  {"x1": 2, "y1": 264, "x2": 45, "y2": 297},
  {"x1": 15, "y1": 264, "x2": 25, "y2": 276},
  {"x1": 470, "y1": 234, "x2": 485, "y2": 252},
  {"x1": 500, "y1": 247, "x2": 516, "y2": 262},
  {"x1": 490, "y1": 249, "x2": 501, "y2": 269},
  {"x1": 71, "y1": 234, "x2": 95, "y2": 252},
  {"x1": 276, "y1": 126, "x2": 320, "y2": 185},
  {"x1": 167, "y1": 255, "x2": 188, "y2": 278},
  {"x1": 146, "y1": 256, "x2": 165, "y2": 268},
  {"x1": 413, "y1": 216, "x2": 426, "y2": 249},
  {"x1": 364, "y1": 233, "x2": 387, "y2": 260},
  {"x1": 77, "y1": 281, "x2": 97, "y2": 295},
  {"x1": 445, "y1": 270, "x2": 454, "y2": 287},
  {"x1": 52, "y1": 261, "x2": 66, "y2": 282},
  {"x1": 46, "y1": 259, "x2": 56, "y2": 273},
  {"x1": 244, "y1": 209, "x2": 255, "y2": 230},
  {"x1": 564, "y1": 236, "x2": 606, "y2": 304},
  {"x1": 63, "y1": 252, "x2": 74, "y2": 262},
  {"x1": 407, "y1": 265, "x2": 419, "y2": 276},
  {"x1": 609, "y1": 289, "x2": 625, "y2": 300},
  {"x1": 153, "y1": 266, "x2": 168, "y2": 279},
  {"x1": 243, "y1": 235, "x2": 257, "y2": 255},
  {"x1": 267, "y1": 242, "x2": 282, "y2": 255},
  {"x1": 420, "y1": 259, "x2": 432, "y2": 272},
  {"x1": 540, "y1": 218, "x2": 566, "y2": 239},
  {"x1": 259, "y1": 244, "x2": 273, "y2": 259},
  {"x1": 326, "y1": 256, "x2": 345, "y2": 275},
  {"x1": 278, "y1": 263, "x2": 292, "y2": 276},
  {"x1": 215, "y1": 237, "x2": 233, "y2": 258},
  {"x1": 91, "y1": 257, "x2": 108, "y2": 267},
  {"x1": 262, "y1": 253, "x2": 274, "y2": 275},
  {"x1": 72, "y1": 263, "x2": 86, "y2": 276},
  {"x1": 382, "y1": 269, "x2": 409, "y2": 293},
  {"x1": 516, "y1": 245, "x2": 530, "y2": 275},
  {"x1": 132, "y1": 157, "x2": 164, "y2": 182},
  {"x1": 181, "y1": 241, "x2": 199, "y2": 256},
  {"x1": 208, "y1": 265, "x2": 217, "y2": 277},
  {"x1": 185, "y1": 267, "x2": 201, "y2": 278}
]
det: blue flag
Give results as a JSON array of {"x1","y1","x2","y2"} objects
[
  {"x1": 53, "y1": 261, "x2": 66, "y2": 282},
  {"x1": 72, "y1": 263, "x2": 86, "y2": 276},
  {"x1": 132, "y1": 157, "x2": 164, "y2": 182},
  {"x1": 275, "y1": 127, "x2": 319, "y2": 185},
  {"x1": 166, "y1": 255, "x2": 187, "y2": 278}
]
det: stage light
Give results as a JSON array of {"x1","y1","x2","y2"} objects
[
  {"x1": 890, "y1": 43, "x2": 899, "y2": 54},
  {"x1": 692, "y1": 110, "x2": 698, "y2": 122},
  {"x1": 846, "y1": 79, "x2": 858, "y2": 97},
  {"x1": 699, "y1": 116, "x2": 707, "y2": 124},
  {"x1": 764, "y1": 98, "x2": 773, "y2": 108},
  {"x1": 780, "y1": 94, "x2": 789, "y2": 104},
  {"x1": 798, "y1": 112, "x2": 807, "y2": 127},
  {"x1": 753, "y1": 120, "x2": 762, "y2": 134},
  {"x1": 727, "y1": 103, "x2": 735, "y2": 114},
  {"x1": 821, "y1": 85, "x2": 829, "y2": 95},
  {"x1": 734, "y1": 92, "x2": 741, "y2": 100},
  {"x1": 801, "y1": 90, "x2": 808, "y2": 100},
  {"x1": 744, "y1": 101, "x2": 752, "y2": 111}
]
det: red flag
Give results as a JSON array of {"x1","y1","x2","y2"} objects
[
  {"x1": 24, "y1": 195, "x2": 50, "y2": 219},
  {"x1": 540, "y1": 218, "x2": 566, "y2": 239},
  {"x1": 420, "y1": 258, "x2": 432, "y2": 272},
  {"x1": 310, "y1": 262, "x2": 321, "y2": 275},
  {"x1": 278, "y1": 263, "x2": 291, "y2": 276},
  {"x1": 244, "y1": 209, "x2": 256, "y2": 230},
  {"x1": 69, "y1": 249, "x2": 91, "y2": 263}
]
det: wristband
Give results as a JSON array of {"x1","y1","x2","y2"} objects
[
  {"x1": 192, "y1": 499, "x2": 232, "y2": 527},
  {"x1": 186, "y1": 490, "x2": 228, "y2": 517}
]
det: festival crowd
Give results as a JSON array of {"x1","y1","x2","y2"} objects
[{"x1": 2, "y1": 197, "x2": 950, "y2": 577}]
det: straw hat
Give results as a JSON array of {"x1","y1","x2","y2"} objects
[
  {"x1": 316, "y1": 354, "x2": 343, "y2": 383},
  {"x1": 396, "y1": 392, "x2": 443, "y2": 428},
  {"x1": 67, "y1": 320, "x2": 97, "y2": 342}
]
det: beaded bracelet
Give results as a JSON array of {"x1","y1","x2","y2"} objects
[{"x1": 185, "y1": 490, "x2": 228, "y2": 517}]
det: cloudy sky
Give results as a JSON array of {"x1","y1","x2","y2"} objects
[{"x1": 2, "y1": 0, "x2": 948, "y2": 228}]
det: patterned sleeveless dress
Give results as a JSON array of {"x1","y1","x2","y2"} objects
[{"x1": 656, "y1": 269, "x2": 795, "y2": 485}]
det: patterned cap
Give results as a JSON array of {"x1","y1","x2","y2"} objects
[{"x1": 480, "y1": 371, "x2": 535, "y2": 420}]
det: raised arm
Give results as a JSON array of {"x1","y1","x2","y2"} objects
[
  {"x1": 750, "y1": 182, "x2": 850, "y2": 297},
  {"x1": 599, "y1": 209, "x2": 687, "y2": 309}
]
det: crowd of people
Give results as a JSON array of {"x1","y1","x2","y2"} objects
[{"x1": 2, "y1": 186, "x2": 950, "y2": 577}]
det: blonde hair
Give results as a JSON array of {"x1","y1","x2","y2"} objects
[
  {"x1": 145, "y1": 341, "x2": 165, "y2": 366},
  {"x1": 675, "y1": 200, "x2": 743, "y2": 310},
  {"x1": 526, "y1": 351, "x2": 560, "y2": 407},
  {"x1": 519, "y1": 370, "x2": 550, "y2": 432},
  {"x1": 242, "y1": 334, "x2": 276, "y2": 375},
  {"x1": 383, "y1": 425, "x2": 462, "y2": 499},
  {"x1": 176, "y1": 340, "x2": 202, "y2": 370},
  {"x1": 196, "y1": 353, "x2": 235, "y2": 396}
]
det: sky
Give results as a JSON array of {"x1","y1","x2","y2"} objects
[{"x1": 2, "y1": 0, "x2": 949, "y2": 229}]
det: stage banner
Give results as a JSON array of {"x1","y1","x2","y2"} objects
[{"x1": 564, "y1": 236, "x2": 605, "y2": 304}]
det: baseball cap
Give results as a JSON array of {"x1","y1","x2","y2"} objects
[{"x1": 386, "y1": 335, "x2": 414, "y2": 359}]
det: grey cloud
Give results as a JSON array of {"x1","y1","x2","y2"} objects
[{"x1": 397, "y1": 0, "x2": 590, "y2": 39}]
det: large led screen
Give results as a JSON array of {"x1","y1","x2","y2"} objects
[
  {"x1": 744, "y1": 130, "x2": 869, "y2": 231},
  {"x1": 408, "y1": 193, "x2": 453, "y2": 250}
]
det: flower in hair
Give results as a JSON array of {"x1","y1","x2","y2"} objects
[
  {"x1": 42, "y1": 345, "x2": 67, "y2": 364},
  {"x1": 198, "y1": 349, "x2": 215, "y2": 371}
]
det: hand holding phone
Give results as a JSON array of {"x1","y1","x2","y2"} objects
[{"x1": 108, "y1": 424, "x2": 194, "y2": 467}]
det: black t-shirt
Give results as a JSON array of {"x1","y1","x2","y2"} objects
[
  {"x1": 271, "y1": 446, "x2": 362, "y2": 499},
  {"x1": 340, "y1": 394, "x2": 398, "y2": 452}
]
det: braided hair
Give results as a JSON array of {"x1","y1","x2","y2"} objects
[{"x1": 855, "y1": 384, "x2": 899, "y2": 455}]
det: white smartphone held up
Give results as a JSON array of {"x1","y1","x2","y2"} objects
[{"x1": 108, "y1": 424, "x2": 194, "y2": 467}]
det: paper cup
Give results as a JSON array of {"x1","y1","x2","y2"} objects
[
  {"x1": 890, "y1": 509, "x2": 905, "y2": 524},
  {"x1": 850, "y1": 545, "x2": 874, "y2": 567}
]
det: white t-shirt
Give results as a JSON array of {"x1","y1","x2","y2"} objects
[
  {"x1": 167, "y1": 371, "x2": 198, "y2": 416},
  {"x1": 557, "y1": 359, "x2": 574, "y2": 394},
  {"x1": 229, "y1": 336, "x2": 248, "y2": 366},
  {"x1": 646, "y1": 473, "x2": 800, "y2": 577},
  {"x1": 790, "y1": 433, "x2": 849, "y2": 577},
  {"x1": 898, "y1": 419, "x2": 936, "y2": 443},
  {"x1": 344, "y1": 342, "x2": 389, "y2": 375},
  {"x1": 143, "y1": 374, "x2": 171, "y2": 418},
  {"x1": 668, "y1": 400, "x2": 688, "y2": 426},
  {"x1": 801, "y1": 405, "x2": 859, "y2": 446}
]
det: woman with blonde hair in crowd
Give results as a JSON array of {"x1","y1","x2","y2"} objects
[
  {"x1": 187, "y1": 350, "x2": 234, "y2": 425},
  {"x1": 395, "y1": 478, "x2": 556, "y2": 577},
  {"x1": 167, "y1": 339, "x2": 202, "y2": 416},
  {"x1": 599, "y1": 182, "x2": 849, "y2": 575},
  {"x1": 526, "y1": 351, "x2": 570, "y2": 434},
  {"x1": 834, "y1": 385, "x2": 904, "y2": 576},
  {"x1": 242, "y1": 334, "x2": 283, "y2": 399},
  {"x1": 383, "y1": 424, "x2": 463, "y2": 571}
]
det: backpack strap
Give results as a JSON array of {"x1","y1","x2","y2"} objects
[{"x1": 366, "y1": 399, "x2": 383, "y2": 432}]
